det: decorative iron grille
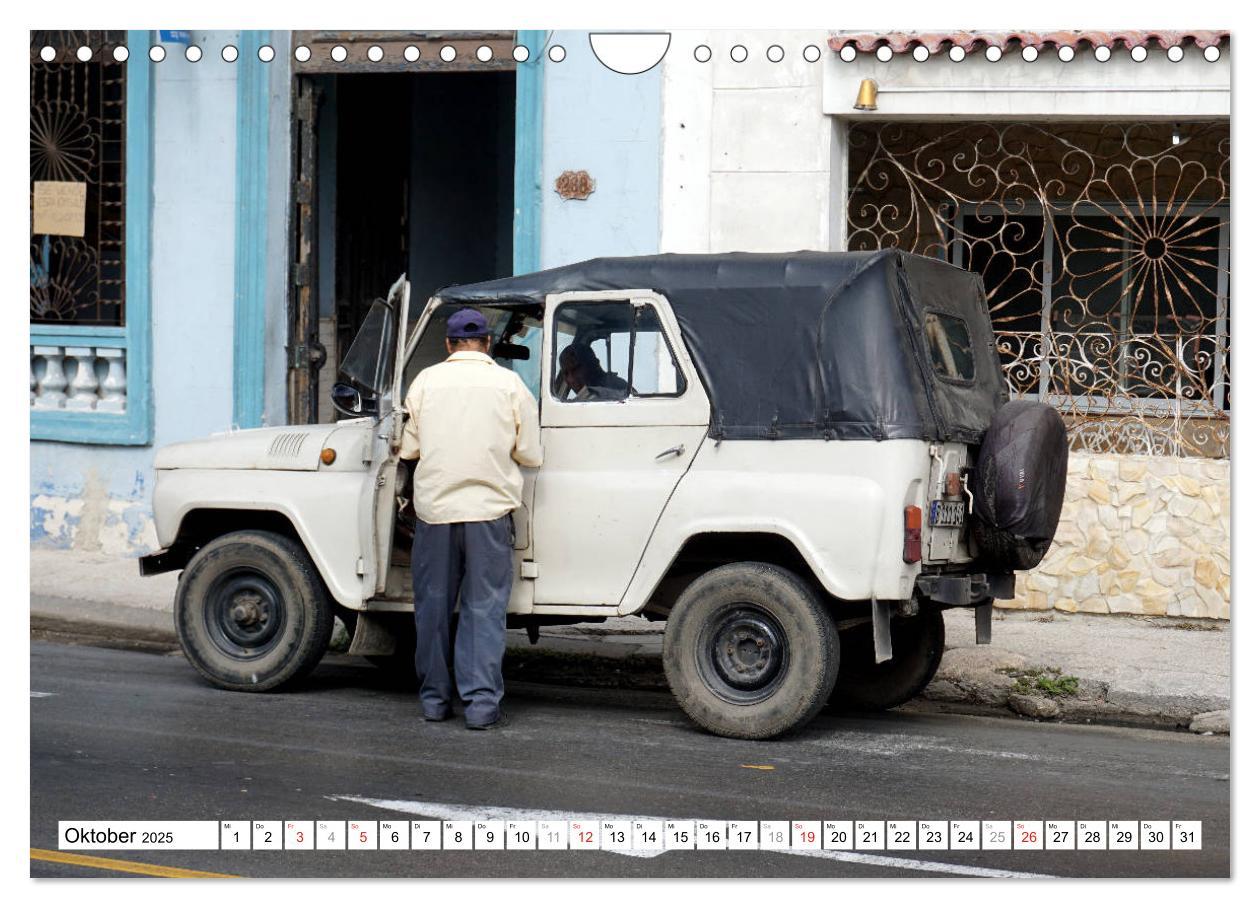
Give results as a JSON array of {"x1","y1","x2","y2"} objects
[
  {"x1": 848, "y1": 121, "x2": 1230, "y2": 457},
  {"x1": 30, "y1": 31, "x2": 127, "y2": 326}
]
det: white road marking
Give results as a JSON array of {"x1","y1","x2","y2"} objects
[
  {"x1": 334, "y1": 796, "x2": 1055, "y2": 878},
  {"x1": 30, "y1": 691, "x2": 56, "y2": 698}
]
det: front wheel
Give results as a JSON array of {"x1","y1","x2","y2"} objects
[
  {"x1": 663, "y1": 562, "x2": 839, "y2": 740},
  {"x1": 174, "y1": 530, "x2": 334, "y2": 691}
]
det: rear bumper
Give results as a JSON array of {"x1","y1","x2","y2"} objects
[{"x1": 915, "y1": 570, "x2": 1015, "y2": 606}]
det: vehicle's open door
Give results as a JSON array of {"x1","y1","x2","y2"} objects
[{"x1": 355, "y1": 275, "x2": 410, "y2": 595}]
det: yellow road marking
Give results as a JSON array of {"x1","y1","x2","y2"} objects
[
  {"x1": 30, "y1": 848, "x2": 238, "y2": 879},
  {"x1": 741, "y1": 764, "x2": 775, "y2": 770}
]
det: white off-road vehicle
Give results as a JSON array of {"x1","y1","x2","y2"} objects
[{"x1": 141, "y1": 251, "x2": 1069, "y2": 740}]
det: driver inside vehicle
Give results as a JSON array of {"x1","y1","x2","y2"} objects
[{"x1": 557, "y1": 342, "x2": 629, "y2": 401}]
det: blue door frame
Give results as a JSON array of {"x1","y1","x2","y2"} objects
[{"x1": 513, "y1": 30, "x2": 545, "y2": 276}]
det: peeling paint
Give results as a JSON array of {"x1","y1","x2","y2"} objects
[{"x1": 30, "y1": 492, "x2": 155, "y2": 556}]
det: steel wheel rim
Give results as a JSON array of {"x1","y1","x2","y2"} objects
[
  {"x1": 204, "y1": 568, "x2": 286, "y2": 659},
  {"x1": 697, "y1": 603, "x2": 789, "y2": 704}
]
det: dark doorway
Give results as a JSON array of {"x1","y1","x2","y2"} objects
[{"x1": 298, "y1": 68, "x2": 517, "y2": 422}]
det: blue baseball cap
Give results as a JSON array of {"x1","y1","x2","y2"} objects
[{"x1": 446, "y1": 308, "x2": 489, "y2": 338}]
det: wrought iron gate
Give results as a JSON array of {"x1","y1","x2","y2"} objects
[{"x1": 847, "y1": 121, "x2": 1230, "y2": 457}]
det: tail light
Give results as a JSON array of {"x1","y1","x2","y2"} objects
[{"x1": 903, "y1": 505, "x2": 922, "y2": 563}]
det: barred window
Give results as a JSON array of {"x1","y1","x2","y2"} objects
[
  {"x1": 848, "y1": 122, "x2": 1230, "y2": 457},
  {"x1": 30, "y1": 31, "x2": 128, "y2": 326}
]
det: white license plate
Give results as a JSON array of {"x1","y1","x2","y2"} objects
[{"x1": 929, "y1": 499, "x2": 966, "y2": 528}]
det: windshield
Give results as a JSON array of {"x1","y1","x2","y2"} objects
[
  {"x1": 338, "y1": 297, "x2": 396, "y2": 394},
  {"x1": 403, "y1": 302, "x2": 544, "y2": 398}
]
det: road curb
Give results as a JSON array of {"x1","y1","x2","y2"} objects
[{"x1": 30, "y1": 597, "x2": 1226, "y2": 734}]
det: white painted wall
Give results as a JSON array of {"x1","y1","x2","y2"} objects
[
  {"x1": 660, "y1": 30, "x2": 843, "y2": 254},
  {"x1": 822, "y1": 46, "x2": 1230, "y2": 119}
]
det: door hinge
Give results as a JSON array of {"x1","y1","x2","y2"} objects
[
  {"x1": 521, "y1": 561, "x2": 539, "y2": 579},
  {"x1": 355, "y1": 557, "x2": 365, "y2": 576}
]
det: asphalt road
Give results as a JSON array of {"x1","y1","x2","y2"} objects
[{"x1": 30, "y1": 640, "x2": 1230, "y2": 878}]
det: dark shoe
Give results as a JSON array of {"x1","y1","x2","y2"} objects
[
  {"x1": 466, "y1": 711, "x2": 507, "y2": 731},
  {"x1": 422, "y1": 707, "x2": 453, "y2": 722}
]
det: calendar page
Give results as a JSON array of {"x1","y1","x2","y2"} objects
[{"x1": 24, "y1": 0, "x2": 1234, "y2": 896}]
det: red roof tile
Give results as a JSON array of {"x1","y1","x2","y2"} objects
[{"x1": 828, "y1": 30, "x2": 1229, "y2": 56}]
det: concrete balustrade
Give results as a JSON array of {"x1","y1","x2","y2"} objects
[{"x1": 30, "y1": 344, "x2": 127, "y2": 413}]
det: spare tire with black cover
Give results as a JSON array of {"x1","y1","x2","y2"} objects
[
  {"x1": 663, "y1": 562, "x2": 840, "y2": 740},
  {"x1": 971, "y1": 399, "x2": 1069, "y2": 571}
]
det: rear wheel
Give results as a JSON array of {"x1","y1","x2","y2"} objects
[
  {"x1": 663, "y1": 562, "x2": 839, "y2": 740},
  {"x1": 174, "y1": 530, "x2": 334, "y2": 691},
  {"x1": 829, "y1": 605, "x2": 945, "y2": 712}
]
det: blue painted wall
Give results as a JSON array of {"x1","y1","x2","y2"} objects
[
  {"x1": 31, "y1": 30, "x2": 290, "y2": 554},
  {"x1": 538, "y1": 31, "x2": 662, "y2": 268}
]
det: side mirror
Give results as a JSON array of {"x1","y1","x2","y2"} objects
[
  {"x1": 331, "y1": 381, "x2": 378, "y2": 418},
  {"x1": 493, "y1": 341, "x2": 531, "y2": 362}
]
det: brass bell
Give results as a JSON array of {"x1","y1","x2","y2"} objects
[{"x1": 853, "y1": 78, "x2": 879, "y2": 111}]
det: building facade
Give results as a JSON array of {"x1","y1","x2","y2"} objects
[
  {"x1": 30, "y1": 29, "x2": 1230, "y2": 619},
  {"x1": 657, "y1": 28, "x2": 1230, "y2": 618}
]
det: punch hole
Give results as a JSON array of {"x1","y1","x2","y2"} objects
[
  {"x1": 222, "y1": 45, "x2": 239, "y2": 63},
  {"x1": 694, "y1": 45, "x2": 712, "y2": 63},
  {"x1": 76, "y1": 46, "x2": 93, "y2": 62},
  {"x1": 1094, "y1": 45, "x2": 1111, "y2": 62},
  {"x1": 512, "y1": 45, "x2": 529, "y2": 62},
  {"x1": 948, "y1": 45, "x2": 965, "y2": 62},
  {"x1": 547, "y1": 45, "x2": 565, "y2": 63},
  {"x1": 294, "y1": 45, "x2": 311, "y2": 63},
  {"x1": 1130, "y1": 45, "x2": 1148, "y2": 62},
  {"x1": 875, "y1": 45, "x2": 892, "y2": 62},
  {"x1": 258, "y1": 45, "x2": 275, "y2": 63},
  {"x1": 331, "y1": 45, "x2": 348, "y2": 63},
  {"x1": 440, "y1": 45, "x2": 457, "y2": 62},
  {"x1": 405, "y1": 45, "x2": 421, "y2": 62},
  {"x1": 39, "y1": 46, "x2": 55, "y2": 62},
  {"x1": 185, "y1": 45, "x2": 202, "y2": 63},
  {"x1": 766, "y1": 44, "x2": 784, "y2": 63},
  {"x1": 367, "y1": 45, "x2": 384, "y2": 62},
  {"x1": 1021, "y1": 46, "x2": 1039, "y2": 62},
  {"x1": 1058, "y1": 46, "x2": 1075, "y2": 62},
  {"x1": 985, "y1": 45, "x2": 1002, "y2": 62},
  {"x1": 1204, "y1": 45, "x2": 1220, "y2": 62},
  {"x1": 149, "y1": 46, "x2": 166, "y2": 62},
  {"x1": 839, "y1": 45, "x2": 856, "y2": 62},
  {"x1": 113, "y1": 45, "x2": 129, "y2": 62},
  {"x1": 913, "y1": 46, "x2": 930, "y2": 62},
  {"x1": 730, "y1": 45, "x2": 748, "y2": 63},
  {"x1": 803, "y1": 45, "x2": 821, "y2": 63},
  {"x1": 1167, "y1": 45, "x2": 1184, "y2": 62},
  {"x1": 477, "y1": 45, "x2": 493, "y2": 62}
]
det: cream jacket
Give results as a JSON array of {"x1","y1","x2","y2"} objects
[{"x1": 399, "y1": 351, "x2": 543, "y2": 524}]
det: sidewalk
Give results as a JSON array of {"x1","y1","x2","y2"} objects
[{"x1": 31, "y1": 546, "x2": 1230, "y2": 733}]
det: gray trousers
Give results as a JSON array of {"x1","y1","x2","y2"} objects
[{"x1": 411, "y1": 514, "x2": 514, "y2": 724}]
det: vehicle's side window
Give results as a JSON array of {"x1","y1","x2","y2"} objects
[
  {"x1": 923, "y1": 310, "x2": 976, "y2": 383},
  {"x1": 552, "y1": 301, "x2": 686, "y2": 402}
]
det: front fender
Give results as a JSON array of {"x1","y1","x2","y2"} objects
[{"x1": 151, "y1": 468, "x2": 368, "y2": 608}]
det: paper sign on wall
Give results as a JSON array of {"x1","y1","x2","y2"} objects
[{"x1": 32, "y1": 181, "x2": 87, "y2": 238}]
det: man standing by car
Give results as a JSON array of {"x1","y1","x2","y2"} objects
[{"x1": 399, "y1": 308, "x2": 543, "y2": 729}]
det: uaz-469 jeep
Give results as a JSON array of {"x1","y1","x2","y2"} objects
[{"x1": 141, "y1": 251, "x2": 1069, "y2": 740}]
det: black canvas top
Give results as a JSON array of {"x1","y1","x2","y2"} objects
[{"x1": 436, "y1": 250, "x2": 1008, "y2": 442}]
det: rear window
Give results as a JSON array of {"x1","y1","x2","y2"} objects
[{"x1": 924, "y1": 310, "x2": 975, "y2": 382}]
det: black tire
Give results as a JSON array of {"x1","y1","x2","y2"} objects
[
  {"x1": 829, "y1": 606, "x2": 945, "y2": 712},
  {"x1": 663, "y1": 562, "x2": 840, "y2": 740},
  {"x1": 971, "y1": 520, "x2": 1053, "y2": 572},
  {"x1": 174, "y1": 530, "x2": 334, "y2": 691}
]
